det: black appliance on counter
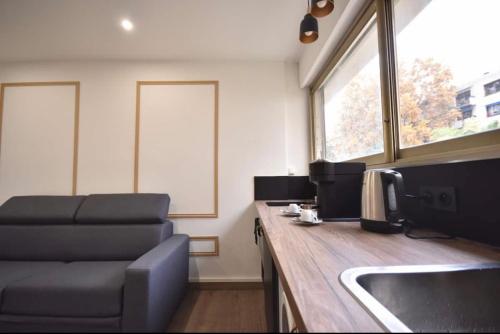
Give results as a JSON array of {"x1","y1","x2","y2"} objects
[{"x1": 309, "y1": 159, "x2": 366, "y2": 220}]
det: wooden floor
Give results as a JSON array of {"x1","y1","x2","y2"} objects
[{"x1": 167, "y1": 287, "x2": 266, "y2": 333}]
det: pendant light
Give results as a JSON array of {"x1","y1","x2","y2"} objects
[
  {"x1": 299, "y1": 13, "x2": 318, "y2": 44},
  {"x1": 311, "y1": 0, "x2": 334, "y2": 18}
]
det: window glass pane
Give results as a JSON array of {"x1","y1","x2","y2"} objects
[
  {"x1": 321, "y1": 17, "x2": 384, "y2": 162},
  {"x1": 395, "y1": 0, "x2": 500, "y2": 149}
]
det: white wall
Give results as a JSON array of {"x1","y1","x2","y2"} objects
[
  {"x1": 285, "y1": 62, "x2": 310, "y2": 174},
  {"x1": 0, "y1": 60, "x2": 309, "y2": 282}
]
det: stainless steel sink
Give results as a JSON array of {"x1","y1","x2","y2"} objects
[{"x1": 340, "y1": 263, "x2": 500, "y2": 332}]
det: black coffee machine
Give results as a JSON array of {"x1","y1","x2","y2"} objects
[{"x1": 309, "y1": 159, "x2": 366, "y2": 220}]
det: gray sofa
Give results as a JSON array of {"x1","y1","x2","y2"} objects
[{"x1": 0, "y1": 194, "x2": 189, "y2": 332}]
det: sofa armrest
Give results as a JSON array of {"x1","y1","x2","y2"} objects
[{"x1": 122, "y1": 234, "x2": 189, "y2": 332}]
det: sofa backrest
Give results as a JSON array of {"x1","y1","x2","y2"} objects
[
  {"x1": 0, "y1": 194, "x2": 172, "y2": 261},
  {"x1": 0, "y1": 195, "x2": 86, "y2": 225},
  {"x1": 75, "y1": 193, "x2": 170, "y2": 225}
]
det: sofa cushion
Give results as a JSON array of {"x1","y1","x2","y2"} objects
[
  {"x1": 75, "y1": 193, "x2": 170, "y2": 225},
  {"x1": 0, "y1": 223, "x2": 172, "y2": 261},
  {"x1": 1, "y1": 261, "x2": 131, "y2": 318},
  {"x1": 0, "y1": 226, "x2": 70, "y2": 261},
  {"x1": 0, "y1": 196, "x2": 86, "y2": 225},
  {"x1": 0, "y1": 314, "x2": 121, "y2": 332},
  {"x1": 0, "y1": 262, "x2": 64, "y2": 303}
]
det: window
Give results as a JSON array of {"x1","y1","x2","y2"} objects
[
  {"x1": 456, "y1": 90, "x2": 471, "y2": 108},
  {"x1": 310, "y1": 0, "x2": 500, "y2": 165},
  {"x1": 485, "y1": 79, "x2": 500, "y2": 96},
  {"x1": 394, "y1": 0, "x2": 500, "y2": 149},
  {"x1": 320, "y1": 16, "x2": 383, "y2": 162},
  {"x1": 460, "y1": 105, "x2": 474, "y2": 120},
  {"x1": 456, "y1": 90, "x2": 474, "y2": 120},
  {"x1": 487, "y1": 102, "x2": 500, "y2": 118}
]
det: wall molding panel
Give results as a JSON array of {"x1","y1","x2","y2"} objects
[
  {"x1": 0, "y1": 81, "x2": 80, "y2": 200},
  {"x1": 189, "y1": 236, "x2": 220, "y2": 257},
  {"x1": 134, "y1": 81, "x2": 219, "y2": 218}
]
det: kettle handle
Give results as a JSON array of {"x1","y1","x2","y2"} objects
[{"x1": 381, "y1": 170, "x2": 405, "y2": 225}]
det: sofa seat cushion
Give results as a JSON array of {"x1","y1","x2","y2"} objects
[
  {"x1": 0, "y1": 261, "x2": 64, "y2": 302},
  {"x1": 0, "y1": 314, "x2": 121, "y2": 332},
  {"x1": 1, "y1": 261, "x2": 131, "y2": 318}
]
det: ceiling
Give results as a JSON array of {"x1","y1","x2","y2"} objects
[{"x1": 0, "y1": 0, "x2": 307, "y2": 62}]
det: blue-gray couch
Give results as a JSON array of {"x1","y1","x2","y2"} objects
[{"x1": 0, "y1": 194, "x2": 189, "y2": 332}]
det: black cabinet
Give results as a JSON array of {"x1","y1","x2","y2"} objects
[{"x1": 255, "y1": 218, "x2": 279, "y2": 332}]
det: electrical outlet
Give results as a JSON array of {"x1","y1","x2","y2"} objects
[{"x1": 419, "y1": 186, "x2": 457, "y2": 213}]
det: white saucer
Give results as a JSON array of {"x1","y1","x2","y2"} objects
[
  {"x1": 280, "y1": 209, "x2": 301, "y2": 217},
  {"x1": 291, "y1": 217, "x2": 323, "y2": 225}
]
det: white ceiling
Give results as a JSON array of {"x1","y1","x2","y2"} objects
[{"x1": 0, "y1": 0, "x2": 308, "y2": 62}]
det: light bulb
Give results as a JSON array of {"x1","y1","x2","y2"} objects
[
  {"x1": 317, "y1": 0, "x2": 327, "y2": 8},
  {"x1": 121, "y1": 19, "x2": 134, "y2": 31}
]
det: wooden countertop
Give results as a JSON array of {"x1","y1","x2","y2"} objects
[{"x1": 255, "y1": 201, "x2": 500, "y2": 333}]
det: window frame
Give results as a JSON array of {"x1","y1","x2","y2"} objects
[
  {"x1": 310, "y1": 1, "x2": 388, "y2": 165},
  {"x1": 310, "y1": 0, "x2": 500, "y2": 166}
]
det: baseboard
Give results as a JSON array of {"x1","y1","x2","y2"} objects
[
  {"x1": 189, "y1": 282, "x2": 263, "y2": 290},
  {"x1": 188, "y1": 278, "x2": 263, "y2": 290},
  {"x1": 189, "y1": 277, "x2": 262, "y2": 283}
]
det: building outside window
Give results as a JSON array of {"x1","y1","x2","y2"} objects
[
  {"x1": 394, "y1": 0, "x2": 500, "y2": 148},
  {"x1": 452, "y1": 72, "x2": 500, "y2": 124}
]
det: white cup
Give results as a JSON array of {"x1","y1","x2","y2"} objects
[
  {"x1": 300, "y1": 209, "x2": 319, "y2": 224},
  {"x1": 287, "y1": 203, "x2": 301, "y2": 213}
]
